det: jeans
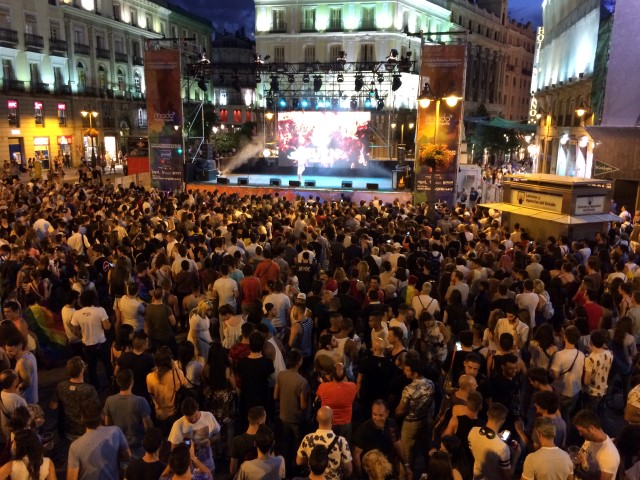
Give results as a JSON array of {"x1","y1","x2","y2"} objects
[
  {"x1": 281, "y1": 421, "x2": 303, "y2": 476},
  {"x1": 401, "y1": 418, "x2": 429, "y2": 469},
  {"x1": 583, "y1": 394, "x2": 603, "y2": 413},
  {"x1": 83, "y1": 341, "x2": 112, "y2": 390},
  {"x1": 560, "y1": 393, "x2": 580, "y2": 432}
]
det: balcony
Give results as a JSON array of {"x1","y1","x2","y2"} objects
[
  {"x1": 31, "y1": 82, "x2": 50, "y2": 94},
  {"x1": 132, "y1": 91, "x2": 144, "y2": 101},
  {"x1": 54, "y1": 84, "x2": 71, "y2": 95},
  {"x1": 271, "y1": 22, "x2": 287, "y2": 33},
  {"x1": 115, "y1": 51, "x2": 128, "y2": 63},
  {"x1": 2, "y1": 79, "x2": 25, "y2": 92},
  {"x1": 327, "y1": 22, "x2": 343, "y2": 32},
  {"x1": 49, "y1": 38, "x2": 68, "y2": 54},
  {"x1": 0, "y1": 28, "x2": 18, "y2": 46},
  {"x1": 132, "y1": 55, "x2": 144, "y2": 66},
  {"x1": 24, "y1": 33, "x2": 44, "y2": 50},
  {"x1": 74, "y1": 42, "x2": 90, "y2": 55},
  {"x1": 96, "y1": 47, "x2": 110, "y2": 59},
  {"x1": 358, "y1": 22, "x2": 376, "y2": 31},
  {"x1": 300, "y1": 22, "x2": 316, "y2": 32},
  {"x1": 79, "y1": 86, "x2": 97, "y2": 96}
]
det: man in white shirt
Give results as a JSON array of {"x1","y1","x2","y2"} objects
[
  {"x1": 494, "y1": 307, "x2": 529, "y2": 350},
  {"x1": 468, "y1": 402, "x2": 520, "y2": 480},
  {"x1": 169, "y1": 397, "x2": 221, "y2": 472},
  {"x1": 572, "y1": 409, "x2": 620, "y2": 480},
  {"x1": 516, "y1": 279, "x2": 539, "y2": 328},
  {"x1": 262, "y1": 280, "x2": 291, "y2": 330},
  {"x1": 171, "y1": 244, "x2": 198, "y2": 277},
  {"x1": 521, "y1": 417, "x2": 573, "y2": 480},
  {"x1": 213, "y1": 264, "x2": 239, "y2": 312},
  {"x1": 550, "y1": 326, "x2": 585, "y2": 432}
]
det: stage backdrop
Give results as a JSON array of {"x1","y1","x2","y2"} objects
[
  {"x1": 414, "y1": 44, "x2": 466, "y2": 207},
  {"x1": 144, "y1": 49, "x2": 184, "y2": 191}
]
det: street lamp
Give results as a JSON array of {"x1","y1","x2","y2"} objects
[{"x1": 80, "y1": 110, "x2": 99, "y2": 165}]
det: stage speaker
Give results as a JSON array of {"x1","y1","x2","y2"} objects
[
  {"x1": 366, "y1": 183, "x2": 379, "y2": 190},
  {"x1": 304, "y1": 180, "x2": 316, "y2": 187},
  {"x1": 289, "y1": 180, "x2": 301, "y2": 187},
  {"x1": 237, "y1": 177, "x2": 248, "y2": 185},
  {"x1": 270, "y1": 178, "x2": 281, "y2": 186},
  {"x1": 342, "y1": 181, "x2": 353, "y2": 188},
  {"x1": 197, "y1": 169, "x2": 217, "y2": 181},
  {"x1": 217, "y1": 177, "x2": 229, "y2": 185}
]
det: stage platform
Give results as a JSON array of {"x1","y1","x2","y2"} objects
[{"x1": 187, "y1": 173, "x2": 414, "y2": 204}]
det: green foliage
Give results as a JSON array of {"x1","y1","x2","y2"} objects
[
  {"x1": 212, "y1": 122, "x2": 257, "y2": 153},
  {"x1": 466, "y1": 123, "x2": 524, "y2": 163}
]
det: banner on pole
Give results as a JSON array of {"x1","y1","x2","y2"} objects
[
  {"x1": 144, "y1": 49, "x2": 184, "y2": 191},
  {"x1": 414, "y1": 44, "x2": 466, "y2": 208}
]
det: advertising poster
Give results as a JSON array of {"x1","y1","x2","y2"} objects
[
  {"x1": 414, "y1": 44, "x2": 466, "y2": 207},
  {"x1": 144, "y1": 49, "x2": 184, "y2": 191}
]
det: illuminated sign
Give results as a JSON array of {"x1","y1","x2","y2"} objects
[
  {"x1": 528, "y1": 26, "x2": 545, "y2": 125},
  {"x1": 575, "y1": 196, "x2": 606, "y2": 215},
  {"x1": 34, "y1": 102, "x2": 43, "y2": 109},
  {"x1": 7, "y1": 100, "x2": 17, "y2": 109},
  {"x1": 57, "y1": 103, "x2": 66, "y2": 110},
  {"x1": 33, "y1": 137, "x2": 50, "y2": 146},
  {"x1": 57, "y1": 136, "x2": 73, "y2": 145},
  {"x1": 511, "y1": 189, "x2": 563, "y2": 213},
  {"x1": 10, "y1": 129, "x2": 20, "y2": 135}
]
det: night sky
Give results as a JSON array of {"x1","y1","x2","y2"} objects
[{"x1": 171, "y1": 0, "x2": 542, "y2": 37}]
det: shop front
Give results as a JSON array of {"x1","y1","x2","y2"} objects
[
  {"x1": 57, "y1": 136, "x2": 73, "y2": 169},
  {"x1": 33, "y1": 137, "x2": 50, "y2": 170}
]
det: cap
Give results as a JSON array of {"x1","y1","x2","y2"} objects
[
  {"x1": 296, "y1": 293, "x2": 306, "y2": 302},
  {"x1": 393, "y1": 242, "x2": 402, "y2": 250}
]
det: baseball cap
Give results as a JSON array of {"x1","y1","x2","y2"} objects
[{"x1": 296, "y1": 293, "x2": 306, "y2": 302}]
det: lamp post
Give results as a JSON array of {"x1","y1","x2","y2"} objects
[
  {"x1": 418, "y1": 82, "x2": 461, "y2": 202},
  {"x1": 81, "y1": 110, "x2": 99, "y2": 166}
]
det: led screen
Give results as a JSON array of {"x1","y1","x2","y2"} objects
[{"x1": 277, "y1": 111, "x2": 370, "y2": 168}]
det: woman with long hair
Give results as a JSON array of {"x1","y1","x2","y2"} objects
[
  {"x1": 362, "y1": 449, "x2": 393, "y2": 480},
  {"x1": 146, "y1": 346, "x2": 187, "y2": 435},
  {"x1": 442, "y1": 289, "x2": 468, "y2": 337},
  {"x1": 187, "y1": 301, "x2": 213, "y2": 362},
  {"x1": 610, "y1": 316, "x2": 637, "y2": 400},
  {"x1": 426, "y1": 450, "x2": 460, "y2": 480},
  {"x1": 0, "y1": 429, "x2": 56, "y2": 480},
  {"x1": 177, "y1": 341, "x2": 203, "y2": 391},
  {"x1": 529, "y1": 323, "x2": 557, "y2": 370},
  {"x1": 440, "y1": 435, "x2": 471, "y2": 480}
]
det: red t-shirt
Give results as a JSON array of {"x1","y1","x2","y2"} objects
[
  {"x1": 583, "y1": 301, "x2": 604, "y2": 330},
  {"x1": 241, "y1": 276, "x2": 262, "y2": 305},
  {"x1": 317, "y1": 381, "x2": 358, "y2": 425}
]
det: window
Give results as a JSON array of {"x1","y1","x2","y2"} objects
[
  {"x1": 329, "y1": 8, "x2": 342, "y2": 30},
  {"x1": 329, "y1": 44, "x2": 342, "y2": 62},
  {"x1": 34, "y1": 101, "x2": 43, "y2": 125},
  {"x1": 117, "y1": 68, "x2": 125, "y2": 91},
  {"x1": 132, "y1": 40, "x2": 141, "y2": 57},
  {"x1": 359, "y1": 44, "x2": 374, "y2": 62},
  {"x1": 146, "y1": 15, "x2": 152, "y2": 31},
  {"x1": 272, "y1": 10, "x2": 285, "y2": 31},
  {"x1": 58, "y1": 103, "x2": 66, "y2": 126},
  {"x1": 361, "y1": 7, "x2": 375, "y2": 29},
  {"x1": 76, "y1": 61, "x2": 85, "y2": 90},
  {"x1": 220, "y1": 93, "x2": 228, "y2": 107},
  {"x1": 130, "y1": 8, "x2": 138, "y2": 27},
  {"x1": 304, "y1": 45, "x2": 315, "y2": 63},
  {"x1": 171, "y1": 25, "x2": 178, "y2": 38},
  {"x1": 25, "y1": 13, "x2": 37, "y2": 35},
  {"x1": 96, "y1": 33, "x2": 105, "y2": 49},
  {"x1": 0, "y1": 6, "x2": 9, "y2": 30},
  {"x1": 98, "y1": 65, "x2": 106, "y2": 92},
  {"x1": 73, "y1": 27, "x2": 84, "y2": 44},
  {"x1": 134, "y1": 72, "x2": 141, "y2": 92},
  {"x1": 273, "y1": 46, "x2": 285, "y2": 64},
  {"x1": 137, "y1": 108, "x2": 147, "y2": 128},
  {"x1": 3, "y1": 59, "x2": 14, "y2": 80},
  {"x1": 112, "y1": 2, "x2": 120, "y2": 21},
  {"x1": 7, "y1": 100, "x2": 18, "y2": 126},
  {"x1": 114, "y1": 37, "x2": 124, "y2": 53},
  {"x1": 303, "y1": 9, "x2": 315, "y2": 31},
  {"x1": 29, "y1": 63, "x2": 41, "y2": 86},
  {"x1": 50, "y1": 21, "x2": 61, "y2": 39},
  {"x1": 53, "y1": 67, "x2": 64, "y2": 88}
]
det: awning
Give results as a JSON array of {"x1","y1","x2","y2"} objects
[
  {"x1": 478, "y1": 202, "x2": 621, "y2": 225},
  {"x1": 586, "y1": 126, "x2": 640, "y2": 141},
  {"x1": 464, "y1": 116, "x2": 537, "y2": 133}
]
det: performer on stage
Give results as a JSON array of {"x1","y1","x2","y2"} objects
[{"x1": 297, "y1": 158, "x2": 306, "y2": 182}]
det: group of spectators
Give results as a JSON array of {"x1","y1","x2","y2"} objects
[{"x1": 0, "y1": 172, "x2": 638, "y2": 480}]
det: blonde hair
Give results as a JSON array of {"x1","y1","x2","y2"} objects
[
  {"x1": 533, "y1": 279, "x2": 546, "y2": 295},
  {"x1": 191, "y1": 300, "x2": 211, "y2": 319},
  {"x1": 362, "y1": 450, "x2": 393, "y2": 480}
]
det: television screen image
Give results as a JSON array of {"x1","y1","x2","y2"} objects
[{"x1": 277, "y1": 111, "x2": 370, "y2": 169}]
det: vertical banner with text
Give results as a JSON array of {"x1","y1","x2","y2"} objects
[
  {"x1": 414, "y1": 44, "x2": 466, "y2": 207},
  {"x1": 145, "y1": 49, "x2": 184, "y2": 191}
]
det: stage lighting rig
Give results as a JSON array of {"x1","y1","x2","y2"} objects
[
  {"x1": 270, "y1": 76, "x2": 280, "y2": 93},
  {"x1": 350, "y1": 96, "x2": 358, "y2": 110},
  {"x1": 303, "y1": 73, "x2": 310, "y2": 83},
  {"x1": 377, "y1": 98, "x2": 385, "y2": 111},
  {"x1": 337, "y1": 73, "x2": 344, "y2": 83},
  {"x1": 355, "y1": 75, "x2": 364, "y2": 92},
  {"x1": 288, "y1": 74, "x2": 295, "y2": 83},
  {"x1": 377, "y1": 72, "x2": 384, "y2": 83},
  {"x1": 313, "y1": 75, "x2": 323, "y2": 92},
  {"x1": 391, "y1": 74, "x2": 402, "y2": 92}
]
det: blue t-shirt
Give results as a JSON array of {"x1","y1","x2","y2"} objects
[{"x1": 68, "y1": 426, "x2": 129, "y2": 480}]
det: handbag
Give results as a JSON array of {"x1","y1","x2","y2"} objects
[{"x1": 172, "y1": 368, "x2": 198, "y2": 412}]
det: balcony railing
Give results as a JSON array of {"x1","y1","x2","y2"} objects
[
  {"x1": 2, "y1": 79, "x2": 25, "y2": 92},
  {"x1": 54, "y1": 84, "x2": 71, "y2": 95},
  {"x1": 24, "y1": 33, "x2": 44, "y2": 49},
  {"x1": 79, "y1": 86, "x2": 97, "y2": 96},
  {"x1": 115, "y1": 51, "x2": 128, "y2": 63},
  {"x1": 96, "y1": 47, "x2": 110, "y2": 59},
  {"x1": 359, "y1": 21, "x2": 376, "y2": 31},
  {"x1": 132, "y1": 55, "x2": 144, "y2": 66},
  {"x1": 132, "y1": 91, "x2": 144, "y2": 101},
  {"x1": 271, "y1": 22, "x2": 287, "y2": 33},
  {"x1": 31, "y1": 82, "x2": 50, "y2": 94},
  {"x1": 0, "y1": 28, "x2": 18, "y2": 45},
  {"x1": 74, "y1": 42, "x2": 90, "y2": 55},
  {"x1": 300, "y1": 22, "x2": 316, "y2": 32},
  {"x1": 327, "y1": 22, "x2": 343, "y2": 31},
  {"x1": 49, "y1": 38, "x2": 67, "y2": 53}
]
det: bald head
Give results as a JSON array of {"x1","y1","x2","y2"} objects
[
  {"x1": 458, "y1": 374, "x2": 477, "y2": 392},
  {"x1": 316, "y1": 406, "x2": 333, "y2": 427}
]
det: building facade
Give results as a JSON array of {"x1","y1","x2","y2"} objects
[{"x1": 0, "y1": 0, "x2": 212, "y2": 168}]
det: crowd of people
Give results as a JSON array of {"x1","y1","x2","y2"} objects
[{"x1": 0, "y1": 172, "x2": 639, "y2": 480}]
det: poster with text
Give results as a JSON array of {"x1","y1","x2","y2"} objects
[
  {"x1": 145, "y1": 49, "x2": 184, "y2": 191},
  {"x1": 414, "y1": 44, "x2": 466, "y2": 208}
]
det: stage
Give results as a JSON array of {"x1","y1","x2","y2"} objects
[{"x1": 186, "y1": 172, "x2": 414, "y2": 204}]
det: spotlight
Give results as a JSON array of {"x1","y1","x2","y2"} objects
[
  {"x1": 302, "y1": 73, "x2": 310, "y2": 83},
  {"x1": 301, "y1": 98, "x2": 309, "y2": 109},
  {"x1": 377, "y1": 99, "x2": 385, "y2": 111},
  {"x1": 391, "y1": 74, "x2": 402, "y2": 91},
  {"x1": 364, "y1": 98, "x2": 372, "y2": 108},
  {"x1": 350, "y1": 96, "x2": 357, "y2": 110},
  {"x1": 313, "y1": 75, "x2": 322, "y2": 92},
  {"x1": 278, "y1": 98, "x2": 287, "y2": 109},
  {"x1": 288, "y1": 74, "x2": 295, "y2": 83},
  {"x1": 270, "y1": 76, "x2": 280, "y2": 93},
  {"x1": 337, "y1": 73, "x2": 344, "y2": 83},
  {"x1": 355, "y1": 75, "x2": 364, "y2": 92},
  {"x1": 377, "y1": 73, "x2": 384, "y2": 83}
]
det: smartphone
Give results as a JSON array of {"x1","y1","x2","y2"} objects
[
  {"x1": 455, "y1": 341, "x2": 462, "y2": 351},
  {"x1": 500, "y1": 430, "x2": 511, "y2": 442},
  {"x1": 184, "y1": 439, "x2": 191, "y2": 446}
]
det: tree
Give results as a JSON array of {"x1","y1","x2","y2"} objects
[{"x1": 466, "y1": 123, "x2": 524, "y2": 165}]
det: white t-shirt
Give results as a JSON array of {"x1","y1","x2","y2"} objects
[
  {"x1": 61, "y1": 305, "x2": 80, "y2": 343},
  {"x1": 412, "y1": 295, "x2": 440, "y2": 318},
  {"x1": 213, "y1": 276, "x2": 238, "y2": 310},
  {"x1": 119, "y1": 296, "x2": 145, "y2": 331},
  {"x1": 495, "y1": 318, "x2": 530, "y2": 348},
  {"x1": 582, "y1": 436, "x2": 620, "y2": 477},
  {"x1": 468, "y1": 426, "x2": 511, "y2": 479},
  {"x1": 168, "y1": 411, "x2": 221, "y2": 471},
  {"x1": 70, "y1": 306, "x2": 108, "y2": 345},
  {"x1": 550, "y1": 348, "x2": 585, "y2": 398},
  {"x1": 263, "y1": 292, "x2": 291, "y2": 329},
  {"x1": 389, "y1": 318, "x2": 408, "y2": 340},
  {"x1": 515, "y1": 291, "x2": 540, "y2": 327},
  {"x1": 521, "y1": 446, "x2": 573, "y2": 480}
]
